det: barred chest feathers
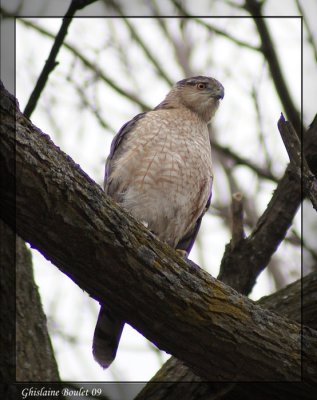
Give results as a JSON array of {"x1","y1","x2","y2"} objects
[{"x1": 109, "y1": 108, "x2": 213, "y2": 247}]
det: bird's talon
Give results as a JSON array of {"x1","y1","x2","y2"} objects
[{"x1": 176, "y1": 249, "x2": 188, "y2": 259}]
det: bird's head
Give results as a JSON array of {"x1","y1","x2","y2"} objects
[{"x1": 161, "y1": 76, "x2": 224, "y2": 123}]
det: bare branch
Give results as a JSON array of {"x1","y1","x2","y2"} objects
[
  {"x1": 230, "y1": 192, "x2": 245, "y2": 249},
  {"x1": 244, "y1": 0, "x2": 302, "y2": 134},
  {"x1": 278, "y1": 113, "x2": 317, "y2": 210},
  {"x1": 68, "y1": 75, "x2": 113, "y2": 131},
  {"x1": 105, "y1": 0, "x2": 175, "y2": 86},
  {"x1": 150, "y1": 7, "x2": 195, "y2": 78},
  {"x1": 23, "y1": 0, "x2": 98, "y2": 119},
  {"x1": 251, "y1": 77, "x2": 273, "y2": 172},
  {"x1": 219, "y1": 167, "x2": 301, "y2": 295},
  {"x1": 171, "y1": 0, "x2": 261, "y2": 52},
  {"x1": 278, "y1": 113, "x2": 302, "y2": 174},
  {"x1": 212, "y1": 141, "x2": 279, "y2": 182},
  {"x1": 19, "y1": 18, "x2": 150, "y2": 112}
]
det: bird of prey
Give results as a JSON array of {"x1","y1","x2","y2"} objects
[{"x1": 93, "y1": 75, "x2": 224, "y2": 368}]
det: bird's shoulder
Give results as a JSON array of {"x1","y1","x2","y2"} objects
[
  {"x1": 104, "y1": 111, "x2": 146, "y2": 188},
  {"x1": 108, "y1": 112, "x2": 147, "y2": 157}
]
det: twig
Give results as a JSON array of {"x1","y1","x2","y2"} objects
[
  {"x1": 122, "y1": 17, "x2": 174, "y2": 86},
  {"x1": 212, "y1": 141, "x2": 279, "y2": 182},
  {"x1": 230, "y1": 192, "x2": 245, "y2": 249},
  {"x1": 19, "y1": 18, "x2": 150, "y2": 112},
  {"x1": 151, "y1": 5, "x2": 194, "y2": 77},
  {"x1": 23, "y1": 0, "x2": 98, "y2": 119},
  {"x1": 251, "y1": 75, "x2": 273, "y2": 173},
  {"x1": 171, "y1": 0, "x2": 261, "y2": 52},
  {"x1": 278, "y1": 113, "x2": 317, "y2": 210},
  {"x1": 292, "y1": 228, "x2": 317, "y2": 263},
  {"x1": 106, "y1": 0, "x2": 174, "y2": 86},
  {"x1": 69, "y1": 76, "x2": 113, "y2": 131}
]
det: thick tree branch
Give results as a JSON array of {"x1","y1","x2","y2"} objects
[
  {"x1": 1, "y1": 82, "x2": 316, "y2": 383},
  {"x1": 135, "y1": 272, "x2": 317, "y2": 400},
  {"x1": 259, "y1": 271, "x2": 317, "y2": 329}
]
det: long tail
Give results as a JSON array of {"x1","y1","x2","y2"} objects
[{"x1": 92, "y1": 306, "x2": 124, "y2": 368}]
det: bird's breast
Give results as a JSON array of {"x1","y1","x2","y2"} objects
[{"x1": 111, "y1": 110, "x2": 213, "y2": 246}]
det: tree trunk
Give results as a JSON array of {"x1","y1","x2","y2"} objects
[{"x1": 16, "y1": 232, "x2": 60, "y2": 381}]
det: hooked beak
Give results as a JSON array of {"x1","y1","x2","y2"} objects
[{"x1": 214, "y1": 85, "x2": 224, "y2": 100}]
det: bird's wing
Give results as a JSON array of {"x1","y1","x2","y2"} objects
[
  {"x1": 104, "y1": 112, "x2": 147, "y2": 194},
  {"x1": 176, "y1": 185, "x2": 212, "y2": 254}
]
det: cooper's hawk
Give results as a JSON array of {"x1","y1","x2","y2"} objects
[{"x1": 93, "y1": 76, "x2": 224, "y2": 368}]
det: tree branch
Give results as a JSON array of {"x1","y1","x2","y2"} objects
[
  {"x1": 218, "y1": 162, "x2": 300, "y2": 295},
  {"x1": 18, "y1": 18, "x2": 150, "y2": 112},
  {"x1": 1, "y1": 81, "x2": 316, "y2": 383},
  {"x1": 244, "y1": 0, "x2": 302, "y2": 135},
  {"x1": 212, "y1": 141, "x2": 279, "y2": 183},
  {"x1": 135, "y1": 272, "x2": 317, "y2": 400},
  {"x1": 230, "y1": 192, "x2": 245, "y2": 249},
  {"x1": 105, "y1": 0, "x2": 175, "y2": 86},
  {"x1": 23, "y1": 0, "x2": 98, "y2": 119},
  {"x1": 278, "y1": 113, "x2": 317, "y2": 210},
  {"x1": 171, "y1": 0, "x2": 261, "y2": 52}
]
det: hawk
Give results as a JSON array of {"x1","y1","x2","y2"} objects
[{"x1": 93, "y1": 76, "x2": 224, "y2": 368}]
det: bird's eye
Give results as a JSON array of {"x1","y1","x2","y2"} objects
[{"x1": 197, "y1": 83, "x2": 206, "y2": 90}]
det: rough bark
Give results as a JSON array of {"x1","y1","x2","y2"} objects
[
  {"x1": 135, "y1": 272, "x2": 317, "y2": 400},
  {"x1": 259, "y1": 271, "x2": 317, "y2": 329},
  {"x1": 1, "y1": 81, "x2": 316, "y2": 388},
  {"x1": 0, "y1": 218, "x2": 60, "y2": 384},
  {"x1": 0, "y1": 221, "x2": 15, "y2": 384},
  {"x1": 16, "y1": 233, "x2": 60, "y2": 381}
]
